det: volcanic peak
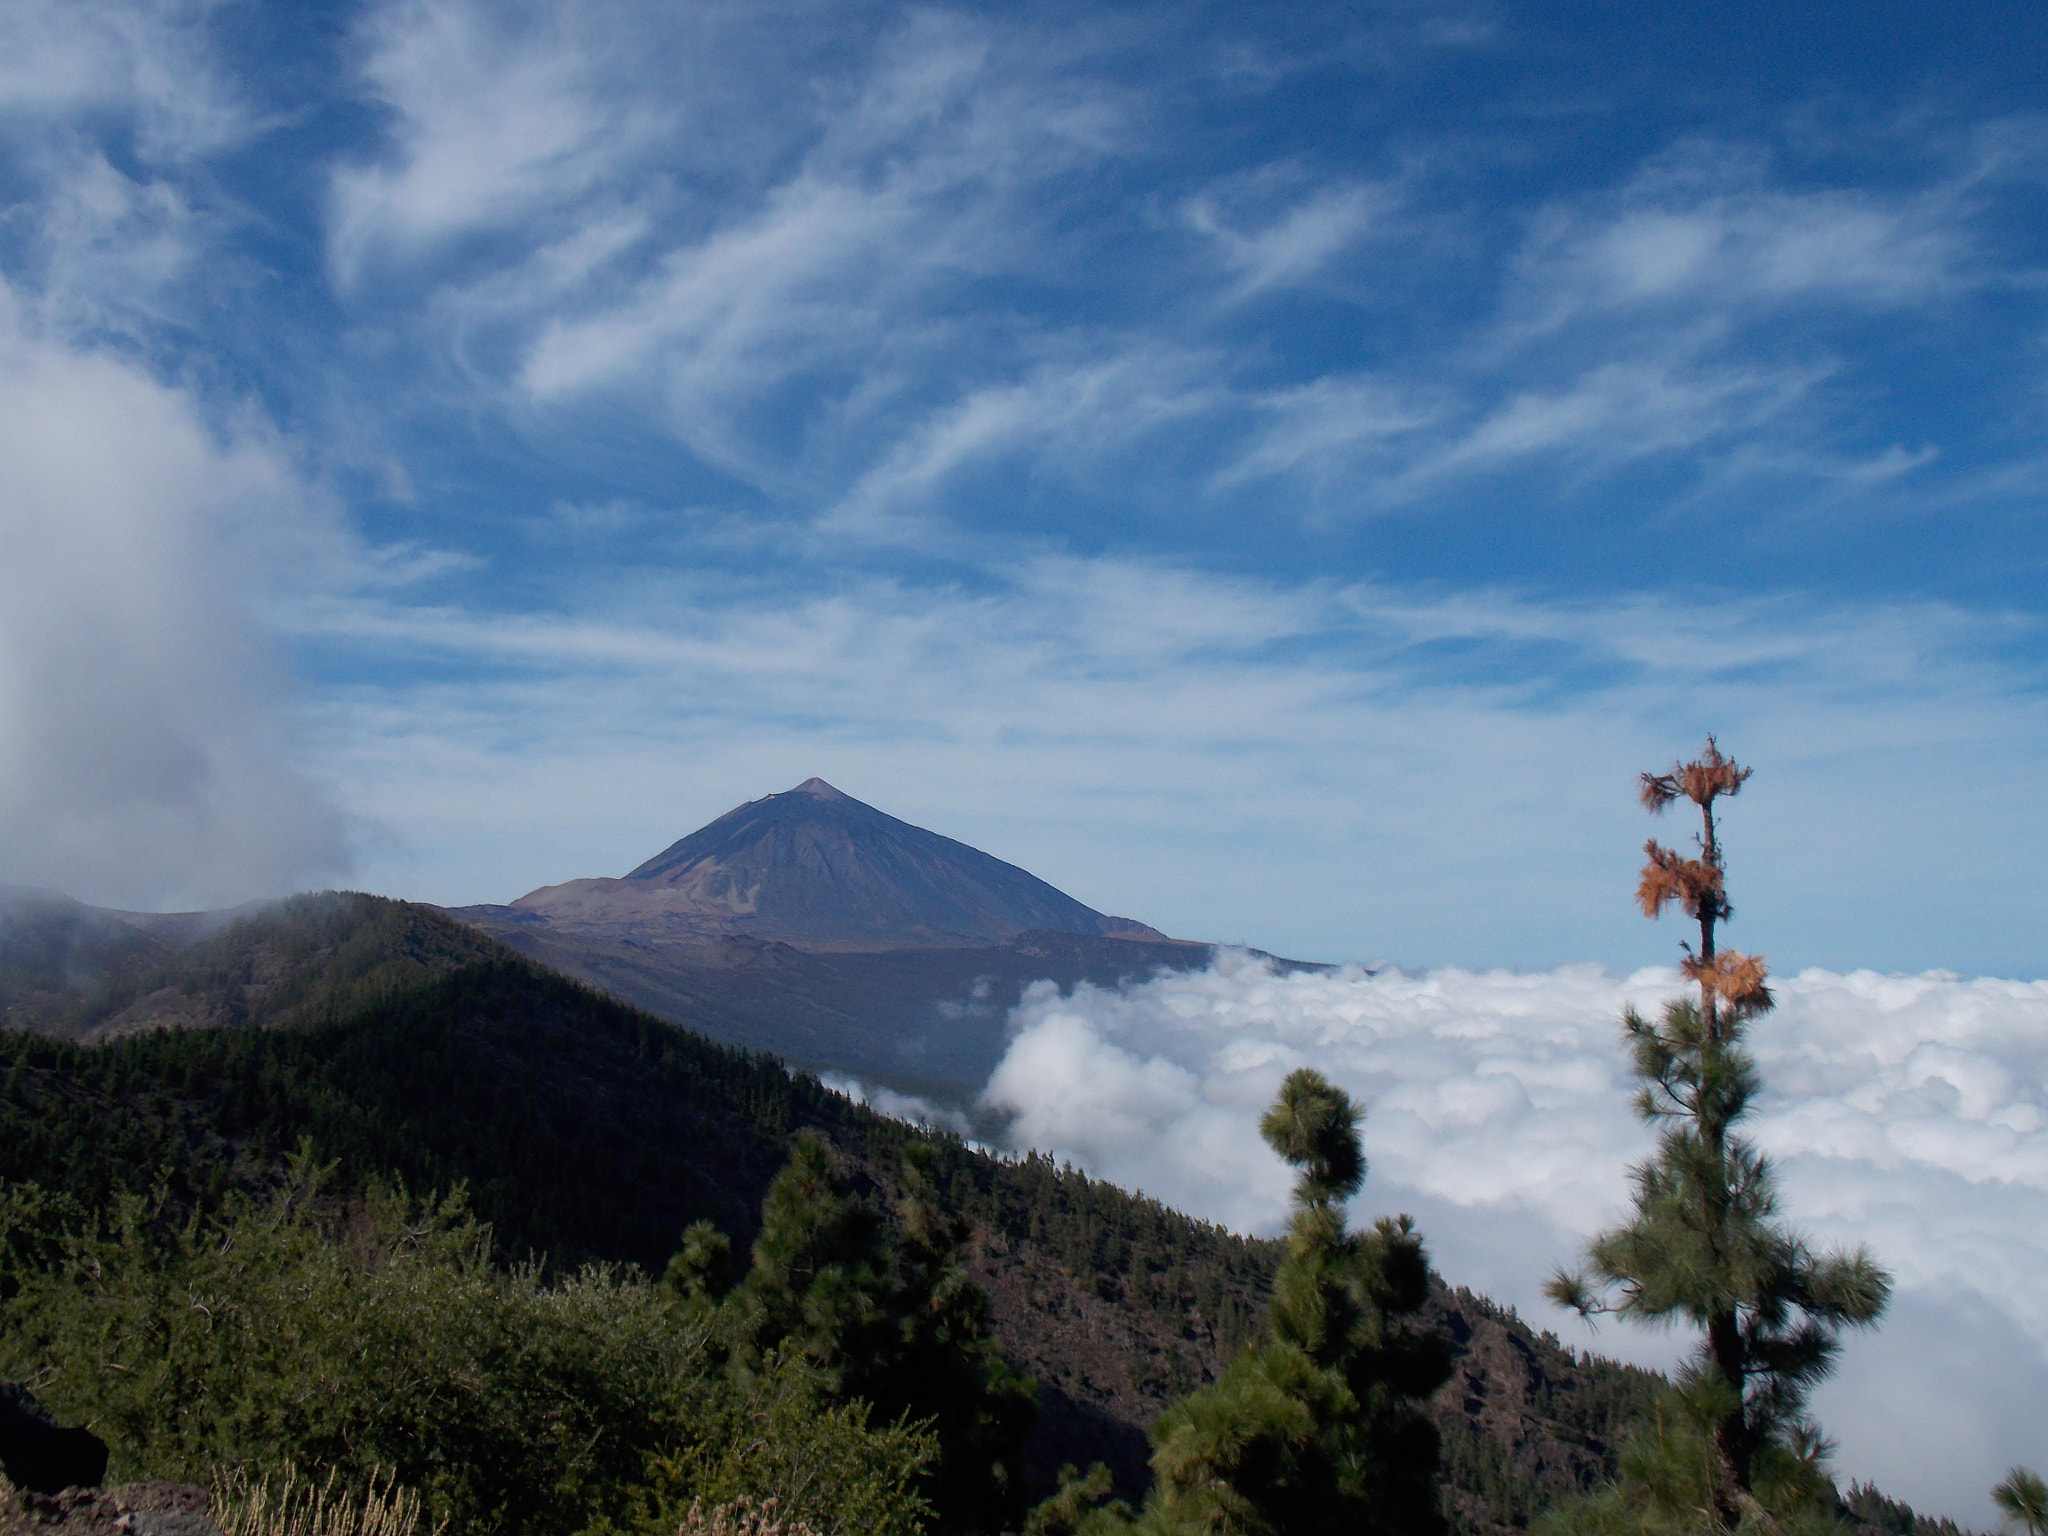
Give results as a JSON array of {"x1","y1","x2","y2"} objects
[{"x1": 495, "y1": 779, "x2": 1163, "y2": 952}]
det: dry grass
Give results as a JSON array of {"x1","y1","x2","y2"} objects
[
  {"x1": 676, "y1": 1496, "x2": 827, "y2": 1536},
  {"x1": 209, "y1": 1463, "x2": 440, "y2": 1536}
]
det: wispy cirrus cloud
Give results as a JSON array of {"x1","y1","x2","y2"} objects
[
  {"x1": 329, "y1": 0, "x2": 663, "y2": 284},
  {"x1": 1186, "y1": 174, "x2": 1399, "y2": 300},
  {"x1": 1211, "y1": 143, "x2": 1987, "y2": 511},
  {"x1": 824, "y1": 346, "x2": 1232, "y2": 537},
  {"x1": 1428, "y1": 354, "x2": 1832, "y2": 475},
  {"x1": 301, "y1": 0, "x2": 2048, "y2": 558},
  {"x1": 506, "y1": 10, "x2": 1132, "y2": 433},
  {"x1": 1503, "y1": 156, "x2": 1970, "y2": 337},
  {"x1": 0, "y1": 0, "x2": 251, "y2": 156}
]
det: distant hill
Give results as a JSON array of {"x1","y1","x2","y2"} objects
[
  {"x1": 0, "y1": 889, "x2": 173, "y2": 1028},
  {"x1": 458, "y1": 777, "x2": 1169, "y2": 951}
]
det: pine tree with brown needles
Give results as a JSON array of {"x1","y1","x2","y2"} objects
[{"x1": 1546, "y1": 740, "x2": 1891, "y2": 1536}]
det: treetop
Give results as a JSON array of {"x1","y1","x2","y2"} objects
[{"x1": 1639, "y1": 736, "x2": 1752, "y2": 815}]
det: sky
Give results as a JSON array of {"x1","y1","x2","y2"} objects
[
  {"x1": 5, "y1": 1, "x2": 2048, "y2": 1521},
  {"x1": 2, "y1": 0, "x2": 2047, "y2": 973}
]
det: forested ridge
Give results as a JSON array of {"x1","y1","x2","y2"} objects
[{"x1": 0, "y1": 893, "x2": 1957, "y2": 1535}]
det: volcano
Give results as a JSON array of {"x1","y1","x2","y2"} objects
[
  {"x1": 445, "y1": 778, "x2": 1214, "y2": 1091},
  {"x1": 469, "y1": 777, "x2": 1164, "y2": 953}
]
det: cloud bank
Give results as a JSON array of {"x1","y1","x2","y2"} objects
[
  {"x1": 0, "y1": 293, "x2": 350, "y2": 908},
  {"x1": 978, "y1": 956, "x2": 2048, "y2": 1525}
]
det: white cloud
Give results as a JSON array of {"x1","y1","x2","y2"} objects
[
  {"x1": 329, "y1": 0, "x2": 665, "y2": 284},
  {"x1": 1216, "y1": 146, "x2": 1979, "y2": 510},
  {"x1": 1196, "y1": 140, "x2": 1976, "y2": 511},
  {"x1": 975, "y1": 956, "x2": 2048, "y2": 1526},
  {"x1": 0, "y1": 0, "x2": 249, "y2": 159},
  {"x1": 1215, "y1": 374, "x2": 1441, "y2": 493},
  {"x1": 306, "y1": 4, "x2": 2023, "y2": 538},
  {"x1": 819, "y1": 1071, "x2": 974, "y2": 1138},
  {"x1": 1423, "y1": 355, "x2": 1831, "y2": 481},
  {"x1": 826, "y1": 349, "x2": 1228, "y2": 536},
  {"x1": 1506, "y1": 149, "x2": 1968, "y2": 336},
  {"x1": 517, "y1": 173, "x2": 908, "y2": 403},
  {"x1": 1186, "y1": 179, "x2": 1395, "y2": 299},
  {"x1": 0, "y1": 289, "x2": 350, "y2": 908},
  {"x1": 0, "y1": 0, "x2": 257, "y2": 340},
  {"x1": 330, "y1": 2, "x2": 1148, "y2": 507}
]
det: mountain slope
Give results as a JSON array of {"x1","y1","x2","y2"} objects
[
  {"x1": 467, "y1": 778, "x2": 1167, "y2": 951},
  {"x1": 1, "y1": 893, "x2": 1667, "y2": 1530},
  {"x1": 0, "y1": 889, "x2": 174, "y2": 1030},
  {"x1": 466, "y1": 923, "x2": 1230, "y2": 1096}
]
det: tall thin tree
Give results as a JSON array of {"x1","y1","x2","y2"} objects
[
  {"x1": 1548, "y1": 740, "x2": 1890, "y2": 1533},
  {"x1": 1034, "y1": 1069, "x2": 1448, "y2": 1536}
]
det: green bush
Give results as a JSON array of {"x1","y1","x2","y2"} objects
[{"x1": 0, "y1": 1149, "x2": 931, "y2": 1536}]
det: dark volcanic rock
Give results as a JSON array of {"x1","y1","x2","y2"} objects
[
  {"x1": 0, "y1": 1478, "x2": 219, "y2": 1536},
  {"x1": 467, "y1": 777, "x2": 1168, "y2": 952},
  {"x1": 0, "y1": 1386, "x2": 106, "y2": 1498}
]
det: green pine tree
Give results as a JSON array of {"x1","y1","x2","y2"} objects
[
  {"x1": 1044, "y1": 1068, "x2": 1449, "y2": 1536},
  {"x1": 683, "y1": 1129, "x2": 1036, "y2": 1535},
  {"x1": 1995, "y1": 1469, "x2": 2048, "y2": 1536},
  {"x1": 880, "y1": 1140, "x2": 1039, "y2": 1534},
  {"x1": 1547, "y1": 740, "x2": 1891, "y2": 1535},
  {"x1": 717, "y1": 1129, "x2": 894, "y2": 1398}
]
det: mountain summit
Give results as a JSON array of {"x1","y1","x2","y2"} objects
[{"x1": 491, "y1": 779, "x2": 1163, "y2": 951}]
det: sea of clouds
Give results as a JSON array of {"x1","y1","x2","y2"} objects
[{"x1": 961, "y1": 956, "x2": 2048, "y2": 1526}]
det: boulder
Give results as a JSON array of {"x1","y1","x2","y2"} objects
[{"x1": 0, "y1": 1387, "x2": 106, "y2": 1498}]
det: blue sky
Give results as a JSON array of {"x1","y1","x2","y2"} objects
[{"x1": 4, "y1": 0, "x2": 2048, "y2": 973}]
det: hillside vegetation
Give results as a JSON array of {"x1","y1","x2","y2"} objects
[{"x1": 0, "y1": 893, "x2": 1929, "y2": 1535}]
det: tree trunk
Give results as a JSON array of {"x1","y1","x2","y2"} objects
[{"x1": 1709, "y1": 1308, "x2": 1751, "y2": 1525}]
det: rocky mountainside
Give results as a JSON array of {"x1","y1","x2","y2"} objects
[{"x1": 457, "y1": 778, "x2": 1169, "y2": 951}]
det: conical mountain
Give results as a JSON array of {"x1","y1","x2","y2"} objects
[{"x1": 497, "y1": 778, "x2": 1162, "y2": 951}]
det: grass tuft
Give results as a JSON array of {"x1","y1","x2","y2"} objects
[{"x1": 209, "y1": 1463, "x2": 438, "y2": 1536}]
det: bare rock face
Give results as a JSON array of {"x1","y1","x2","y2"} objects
[
  {"x1": 0, "y1": 1387, "x2": 106, "y2": 1499},
  {"x1": 0, "y1": 1478, "x2": 221, "y2": 1536}
]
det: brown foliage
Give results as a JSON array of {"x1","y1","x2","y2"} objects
[
  {"x1": 1680, "y1": 949, "x2": 1774, "y2": 1018},
  {"x1": 1639, "y1": 735, "x2": 1751, "y2": 814},
  {"x1": 209, "y1": 1464, "x2": 436, "y2": 1536},
  {"x1": 1635, "y1": 841, "x2": 1722, "y2": 921}
]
